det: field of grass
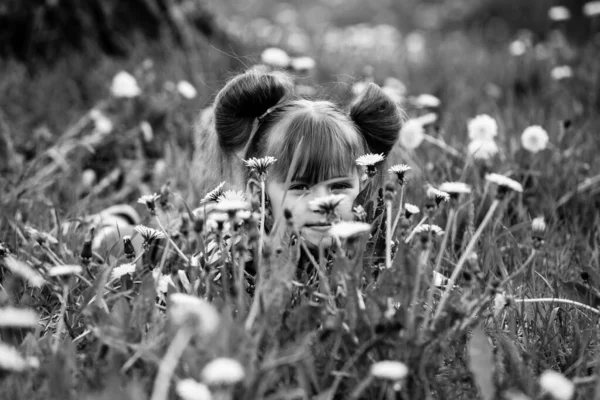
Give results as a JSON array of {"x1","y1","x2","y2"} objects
[{"x1": 1, "y1": 1, "x2": 600, "y2": 399}]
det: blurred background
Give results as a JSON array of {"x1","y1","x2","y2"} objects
[{"x1": 1, "y1": 0, "x2": 599, "y2": 215}]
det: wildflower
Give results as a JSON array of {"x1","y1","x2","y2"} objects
[
  {"x1": 548, "y1": 6, "x2": 571, "y2": 21},
  {"x1": 432, "y1": 271, "x2": 449, "y2": 288},
  {"x1": 244, "y1": 156, "x2": 277, "y2": 180},
  {"x1": 0, "y1": 307, "x2": 39, "y2": 328},
  {"x1": 2, "y1": 256, "x2": 45, "y2": 287},
  {"x1": 583, "y1": 1, "x2": 600, "y2": 17},
  {"x1": 176, "y1": 379, "x2": 213, "y2": 400},
  {"x1": 214, "y1": 200, "x2": 251, "y2": 217},
  {"x1": 89, "y1": 109, "x2": 114, "y2": 135},
  {"x1": 308, "y1": 194, "x2": 347, "y2": 215},
  {"x1": 356, "y1": 153, "x2": 385, "y2": 177},
  {"x1": 468, "y1": 114, "x2": 498, "y2": 141},
  {"x1": 509, "y1": 40, "x2": 527, "y2": 56},
  {"x1": 217, "y1": 190, "x2": 247, "y2": 203},
  {"x1": 370, "y1": 360, "x2": 409, "y2": 381},
  {"x1": 137, "y1": 193, "x2": 160, "y2": 215},
  {"x1": 134, "y1": 225, "x2": 166, "y2": 247},
  {"x1": 485, "y1": 173, "x2": 523, "y2": 194},
  {"x1": 404, "y1": 203, "x2": 420, "y2": 218},
  {"x1": 414, "y1": 94, "x2": 440, "y2": 108},
  {"x1": 411, "y1": 224, "x2": 445, "y2": 237},
  {"x1": 48, "y1": 265, "x2": 83, "y2": 277},
  {"x1": 539, "y1": 370, "x2": 574, "y2": 400},
  {"x1": 201, "y1": 182, "x2": 226, "y2": 204},
  {"x1": 521, "y1": 125, "x2": 549, "y2": 153},
  {"x1": 417, "y1": 112, "x2": 438, "y2": 125},
  {"x1": 110, "y1": 71, "x2": 141, "y2": 98},
  {"x1": 426, "y1": 187, "x2": 450, "y2": 206},
  {"x1": 261, "y1": 47, "x2": 290, "y2": 68},
  {"x1": 140, "y1": 121, "x2": 153, "y2": 142},
  {"x1": 24, "y1": 226, "x2": 58, "y2": 246},
  {"x1": 122, "y1": 235, "x2": 136, "y2": 260},
  {"x1": 329, "y1": 221, "x2": 371, "y2": 239},
  {"x1": 0, "y1": 343, "x2": 39, "y2": 372},
  {"x1": 353, "y1": 205, "x2": 367, "y2": 222},
  {"x1": 438, "y1": 182, "x2": 472, "y2": 200},
  {"x1": 168, "y1": 293, "x2": 220, "y2": 336},
  {"x1": 532, "y1": 217, "x2": 546, "y2": 235},
  {"x1": 112, "y1": 263, "x2": 136, "y2": 280},
  {"x1": 399, "y1": 119, "x2": 426, "y2": 150},
  {"x1": 201, "y1": 357, "x2": 245, "y2": 385},
  {"x1": 177, "y1": 80, "x2": 198, "y2": 99},
  {"x1": 388, "y1": 164, "x2": 412, "y2": 185},
  {"x1": 551, "y1": 66, "x2": 573, "y2": 81},
  {"x1": 468, "y1": 139, "x2": 499, "y2": 160},
  {"x1": 290, "y1": 56, "x2": 316, "y2": 71}
]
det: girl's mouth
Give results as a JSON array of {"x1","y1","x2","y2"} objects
[{"x1": 304, "y1": 222, "x2": 331, "y2": 232}]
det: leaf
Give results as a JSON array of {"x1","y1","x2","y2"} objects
[{"x1": 467, "y1": 324, "x2": 496, "y2": 400}]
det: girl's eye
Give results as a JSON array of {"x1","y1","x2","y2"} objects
[
  {"x1": 289, "y1": 183, "x2": 310, "y2": 192},
  {"x1": 330, "y1": 182, "x2": 353, "y2": 191}
]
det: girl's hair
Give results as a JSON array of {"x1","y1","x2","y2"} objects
[{"x1": 207, "y1": 69, "x2": 402, "y2": 187}]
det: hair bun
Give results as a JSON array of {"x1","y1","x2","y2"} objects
[
  {"x1": 349, "y1": 82, "x2": 402, "y2": 156},
  {"x1": 213, "y1": 69, "x2": 294, "y2": 153}
]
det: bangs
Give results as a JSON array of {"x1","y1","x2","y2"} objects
[{"x1": 265, "y1": 105, "x2": 367, "y2": 184}]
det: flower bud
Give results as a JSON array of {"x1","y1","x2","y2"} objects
[{"x1": 123, "y1": 236, "x2": 136, "y2": 260}]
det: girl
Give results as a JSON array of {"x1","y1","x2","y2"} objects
[{"x1": 199, "y1": 68, "x2": 402, "y2": 250}]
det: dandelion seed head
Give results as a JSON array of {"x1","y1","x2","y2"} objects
[
  {"x1": 468, "y1": 114, "x2": 498, "y2": 141},
  {"x1": 370, "y1": 360, "x2": 409, "y2": 381},
  {"x1": 531, "y1": 217, "x2": 547, "y2": 234},
  {"x1": 485, "y1": 173, "x2": 523, "y2": 193},
  {"x1": 468, "y1": 139, "x2": 499, "y2": 160},
  {"x1": 168, "y1": 293, "x2": 221, "y2": 336},
  {"x1": 399, "y1": 119, "x2": 425, "y2": 150},
  {"x1": 201, "y1": 357, "x2": 245, "y2": 385},
  {"x1": 539, "y1": 370, "x2": 574, "y2": 400},
  {"x1": 521, "y1": 125, "x2": 549, "y2": 153},
  {"x1": 328, "y1": 221, "x2": 371, "y2": 239}
]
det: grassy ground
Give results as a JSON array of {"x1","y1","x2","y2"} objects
[{"x1": 1, "y1": 1, "x2": 600, "y2": 399}]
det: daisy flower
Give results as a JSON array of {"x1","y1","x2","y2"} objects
[
  {"x1": 426, "y1": 187, "x2": 450, "y2": 206},
  {"x1": 261, "y1": 47, "x2": 290, "y2": 68},
  {"x1": 467, "y1": 139, "x2": 499, "y2": 160},
  {"x1": 201, "y1": 182, "x2": 226, "y2": 204},
  {"x1": 112, "y1": 263, "x2": 136, "y2": 280},
  {"x1": 168, "y1": 293, "x2": 220, "y2": 336},
  {"x1": 217, "y1": 190, "x2": 247, "y2": 202},
  {"x1": 414, "y1": 94, "x2": 440, "y2": 108},
  {"x1": 201, "y1": 358, "x2": 245, "y2": 385},
  {"x1": 485, "y1": 173, "x2": 523, "y2": 193},
  {"x1": 411, "y1": 224, "x2": 445, "y2": 237},
  {"x1": 404, "y1": 203, "x2": 420, "y2": 218},
  {"x1": 521, "y1": 125, "x2": 549, "y2": 153},
  {"x1": 176, "y1": 80, "x2": 198, "y2": 99},
  {"x1": 355, "y1": 153, "x2": 385, "y2": 167},
  {"x1": 438, "y1": 182, "x2": 472, "y2": 199},
  {"x1": 176, "y1": 379, "x2": 212, "y2": 400},
  {"x1": 138, "y1": 193, "x2": 160, "y2": 214},
  {"x1": 399, "y1": 119, "x2": 425, "y2": 150},
  {"x1": 0, "y1": 343, "x2": 39, "y2": 372},
  {"x1": 548, "y1": 6, "x2": 571, "y2": 21},
  {"x1": 134, "y1": 225, "x2": 166, "y2": 245},
  {"x1": 0, "y1": 307, "x2": 38, "y2": 328},
  {"x1": 308, "y1": 194, "x2": 347, "y2": 215},
  {"x1": 370, "y1": 361, "x2": 409, "y2": 381},
  {"x1": 583, "y1": 1, "x2": 600, "y2": 17},
  {"x1": 48, "y1": 265, "x2": 83, "y2": 277},
  {"x1": 244, "y1": 156, "x2": 277, "y2": 180},
  {"x1": 388, "y1": 164, "x2": 412, "y2": 185},
  {"x1": 539, "y1": 370, "x2": 574, "y2": 400},
  {"x1": 110, "y1": 71, "x2": 141, "y2": 98},
  {"x1": 328, "y1": 221, "x2": 371, "y2": 239},
  {"x1": 468, "y1": 114, "x2": 498, "y2": 141}
]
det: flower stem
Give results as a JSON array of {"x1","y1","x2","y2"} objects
[
  {"x1": 390, "y1": 185, "x2": 405, "y2": 236},
  {"x1": 52, "y1": 281, "x2": 70, "y2": 354},
  {"x1": 514, "y1": 298, "x2": 600, "y2": 315},
  {"x1": 258, "y1": 179, "x2": 266, "y2": 269},
  {"x1": 155, "y1": 216, "x2": 189, "y2": 263},
  {"x1": 385, "y1": 199, "x2": 393, "y2": 269},
  {"x1": 433, "y1": 199, "x2": 500, "y2": 322},
  {"x1": 499, "y1": 250, "x2": 537, "y2": 287},
  {"x1": 404, "y1": 216, "x2": 428, "y2": 243},
  {"x1": 150, "y1": 327, "x2": 193, "y2": 400}
]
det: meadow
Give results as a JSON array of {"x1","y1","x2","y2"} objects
[{"x1": 1, "y1": 1, "x2": 600, "y2": 399}]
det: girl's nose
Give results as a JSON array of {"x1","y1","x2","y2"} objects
[{"x1": 309, "y1": 184, "x2": 329, "y2": 199}]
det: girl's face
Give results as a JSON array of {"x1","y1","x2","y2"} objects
[{"x1": 266, "y1": 171, "x2": 361, "y2": 247}]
